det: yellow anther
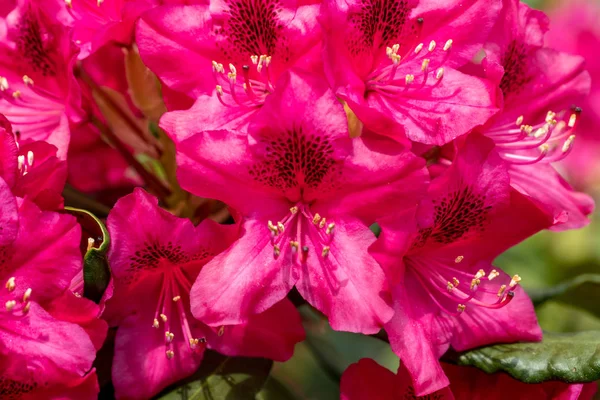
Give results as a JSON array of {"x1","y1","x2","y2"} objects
[
  {"x1": 290, "y1": 241, "x2": 299, "y2": 252},
  {"x1": 160, "y1": 313, "x2": 168, "y2": 322},
  {"x1": 290, "y1": 206, "x2": 298, "y2": 214},
  {"x1": 166, "y1": 350, "x2": 174, "y2": 359},
  {"x1": 470, "y1": 278, "x2": 481, "y2": 290},
  {"x1": 22, "y1": 75, "x2": 34, "y2": 86},
  {"x1": 533, "y1": 126, "x2": 548, "y2": 138},
  {"x1": 172, "y1": 296, "x2": 181, "y2": 302},
  {"x1": 312, "y1": 213, "x2": 321, "y2": 224},
  {"x1": 452, "y1": 277, "x2": 460, "y2": 287},
  {"x1": 447, "y1": 282, "x2": 455, "y2": 292},
  {"x1": 488, "y1": 270, "x2": 500, "y2": 280},
  {"x1": 405, "y1": 74, "x2": 415, "y2": 85},
  {"x1": 216, "y1": 85, "x2": 223, "y2": 96},
  {"x1": 457, "y1": 304, "x2": 466, "y2": 313},
  {"x1": 509, "y1": 274, "x2": 521, "y2": 288},
  {"x1": 22, "y1": 288, "x2": 32, "y2": 303},
  {"x1": 326, "y1": 223, "x2": 335, "y2": 235},
  {"x1": 454, "y1": 255, "x2": 464, "y2": 263},
  {"x1": 153, "y1": 319, "x2": 160, "y2": 328},
  {"x1": 5, "y1": 277, "x2": 15, "y2": 292},
  {"x1": 568, "y1": 113, "x2": 577, "y2": 128},
  {"x1": 319, "y1": 218, "x2": 327, "y2": 229},
  {"x1": 12, "y1": 91, "x2": 21, "y2": 99},
  {"x1": 475, "y1": 269, "x2": 486, "y2": 279},
  {"x1": 250, "y1": 55, "x2": 259, "y2": 64},
  {"x1": 421, "y1": 58, "x2": 430, "y2": 71},
  {"x1": 265, "y1": 56, "x2": 272, "y2": 66},
  {"x1": 443, "y1": 39, "x2": 453, "y2": 51},
  {"x1": 435, "y1": 68, "x2": 444, "y2": 80},
  {"x1": 516, "y1": 115, "x2": 524, "y2": 126},
  {"x1": 428, "y1": 40, "x2": 436, "y2": 52},
  {"x1": 87, "y1": 237, "x2": 95, "y2": 252},
  {"x1": 0, "y1": 77, "x2": 8, "y2": 91},
  {"x1": 539, "y1": 144, "x2": 550, "y2": 154},
  {"x1": 218, "y1": 326, "x2": 225, "y2": 336},
  {"x1": 5, "y1": 300, "x2": 16, "y2": 311},
  {"x1": 562, "y1": 135, "x2": 575, "y2": 152},
  {"x1": 273, "y1": 244, "x2": 280, "y2": 257},
  {"x1": 497, "y1": 284, "x2": 507, "y2": 297},
  {"x1": 391, "y1": 54, "x2": 401, "y2": 64},
  {"x1": 414, "y1": 43, "x2": 424, "y2": 54},
  {"x1": 322, "y1": 246, "x2": 330, "y2": 257},
  {"x1": 277, "y1": 221, "x2": 285, "y2": 233},
  {"x1": 65, "y1": 0, "x2": 72, "y2": 8},
  {"x1": 23, "y1": 302, "x2": 30, "y2": 314},
  {"x1": 545, "y1": 110, "x2": 556, "y2": 123},
  {"x1": 165, "y1": 331, "x2": 174, "y2": 343}
]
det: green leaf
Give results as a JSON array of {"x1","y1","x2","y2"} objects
[
  {"x1": 157, "y1": 351, "x2": 273, "y2": 400},
  {"x1": 529, "y1": 274, "x2": 600, "y2": 319},
  {"x1": 300, "y1": 305, "x2": 399, "y2": 377},
  {"x1": 64, "y1": 207, "x2": 111, "y2": 303},
  {"x1": 456, "y1": 331, "x2": 600, "y2": 383}
]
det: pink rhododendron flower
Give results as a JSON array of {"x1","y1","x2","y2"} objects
[
  {"x1": 165, "y1": 71, "x2": 428, "y2": 334},
  {"x1": 137, "y1": 0, "x2": 322, "y2": 130},
  {"x1": 0, "y1": 187, "x2": 99, "y2": 397},
  {"x1": 546, "y1": 0, "x2": 600, "y2": 192},
  {"x1": 0, "y1": 114, "x2": 66, "y2": 210},
  {"x1": 103, "y1": 188, "x2": 305, "y2": 399},
  {"x1": 341, "y1": 358, "x2": 597, "y2": 400},
  {"x1": 477, "y1": 0, "x2": 594, "y2": 229},
  {"x1": 373, "y1": 134, "x2": 551, "y2": 395},
  {"x1": 0, "y1": 0, "x2": 83, "y2": 159},
  {"x1": 320, "y1": 0, "x2": 501, "y2": 144}
]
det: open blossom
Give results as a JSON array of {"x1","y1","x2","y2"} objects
[
  {"x1": 341, "y1": 358, "x2": 597, "y2": 400},
  {"x1": 477, "y1": 0, "x2": 594, "y2": 229},
  {"x1": 164, "y1": 71, "x2": 428, "y2": 334},
  {"x1": 0, "y1": 185, "x2": 100, "y2": 398},
  {"x1": 103, "y1": 189, "x2": 304, "y2": 399},
  {"x1": 0, "y1": 0, "x2": 83, "y2": 159},
  {"x1": 373, "y1": 134, "x2": 551, "y2": 395},
  {"x1": 0, "y1": 114, "x2": 66, "y2": 210},
  {"x1": 546, "y1": 0, "x2": 600, "y2": 191},
  {"x1": 320, "y1": 0, "x2": 501, "y2": 144},
  {"x1": 137, "y1": 0, "x2": 322, "y2": 131}
]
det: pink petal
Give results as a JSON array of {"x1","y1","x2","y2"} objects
[
  {"x1": 0, "y1": 177, "x2": 18, "y2": 246},
  {"x1": 296, "y1": 217, "x2": 393, "y2": 334},
  {"x1": 191, "y1": 218, "x2": 297, "y2": 326}
]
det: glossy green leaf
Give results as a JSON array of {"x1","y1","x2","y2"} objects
[
  {"x1": 158, "y1": 351, "x2": 273, "y2": 400},
  {"x1": 64, "y1": 207, "x2": 111, "y2": 303},
  {"x1": 456, "y1": 331, "x2": 600, "y2": 383},
  {"x1": 529, "y1": 274, "x2": 600, "y2": 319}
]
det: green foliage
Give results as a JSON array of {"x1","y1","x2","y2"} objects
[
  {"x1": 64, "y1": 207, "x2": 111, "y2": 303},
  {"x1": 158, "y1": 352, "x2": 273, "y2": 400},
  {"x1": 456, "y1": 331, "x2": 600, "y2": 384},
  {"x1": 530, "y1": 274, "x2": 600, "y2": 319}
]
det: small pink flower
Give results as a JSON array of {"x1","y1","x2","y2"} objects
[
  {"x1": 104, "y1": 188, "x2": 305, "y2": 399},
  {"x1": 0, "y1": 0, "x2": 82, "y2": 159},
  {"x1": 373, "y1": 134, "x2": 550, "y2": 395},
  {"x1": 166, "y1": 71, "x2": 429, "y2": 334},
  {"x1": 477, "y1": 0, "x2": 594, "y2": 229},
  {"x1": 0, "y1": 187, "x2": 99, "y2": 396},
  {"x1": 341, "y1": 358, "x2": 597, "y2": 400},
  {"x1": 320, "y1": 0, "x2": 501, "y2": 144},
  {"x1": 137, "y1": 0, "x2": 322, "y2": 128}
]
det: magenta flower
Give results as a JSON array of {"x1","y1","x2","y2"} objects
[
  {"x1": 373, "y1": 134, "x2": 551, "y2": 395},
  {"x1": 0, "y1": 114, "x2": 66, "y2": 210},
  {"x1": 164, "y1": 71, "x2": 428, "y2": 334},
  {"x1": 136, "y1": 0, "x2": 321, "y2": 122},
  {"x1": 477, "y1": 0, "x2": 594, "y2": 229},
  {"x1": 0, "y1": 187, "x2": 98, "y2": 395},
  {"x1": 546, "y1": 0, "x2": 600, "y2": 191},
  {"x1": 319, "y1": 0, "x2": 501, "y2": 144},
  {"x1": 341, "y1": 358, "x2": 597, "y2": 400},
  {"x1": 0, "y1": 0, "x2": 82, "y2": 158},
  {"x1": 104, "y1": 188, "x2": 305, "y2": 399}
]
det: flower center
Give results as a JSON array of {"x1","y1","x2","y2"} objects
[
  {"x1": 408, "y1": 255, "x2": 520, "y2": 317},
  {"x1": 211, "y1": 55, "x2": 274, "y2": 109},
  {"x1": 486, "y1": 107, "x2": 581, "y2": 165},
  {"x1": 267, "y1": 205, "x2": 336, "y2": 262},
  {"x1": 2, "y1": 277, "x2": 32, "y2": 317},
  {"x1": 365, "y1": 36, "x2": 453, "y2": 97},
  {"x1": 151, "y1": 269, "x2": 207, "y2": 360}
]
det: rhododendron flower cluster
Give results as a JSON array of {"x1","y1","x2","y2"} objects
[{"x1": 0, "y1": 0, "x2": 597, "y2": 399}]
